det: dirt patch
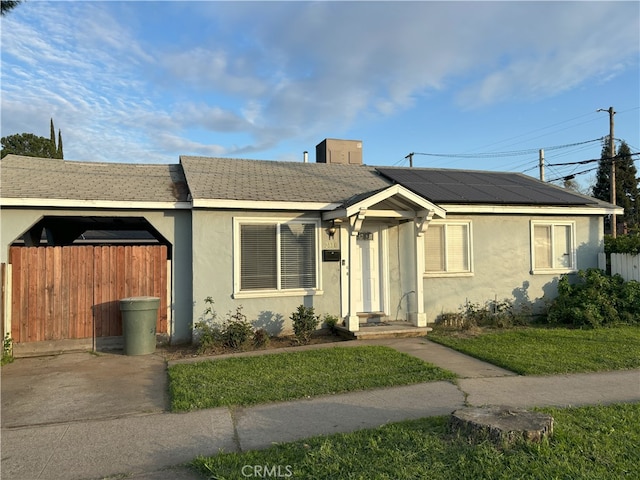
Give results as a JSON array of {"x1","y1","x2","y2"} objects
[{"x1": 158, "y1": 333, "x2": 347, "y2": 361}]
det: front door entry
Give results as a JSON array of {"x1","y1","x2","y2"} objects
[{"x1": 353, "y1": 227, "x2": 382, "y2": 313}]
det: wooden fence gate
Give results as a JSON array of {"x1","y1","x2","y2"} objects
[{"x1": 9, "y1": 245, "x2": 168, "y2": 344}]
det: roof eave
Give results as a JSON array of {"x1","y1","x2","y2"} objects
[
  {"x1": 191, "y1": 198, "x2": 342, "y2": 211},
  {"x1": 439, "y1": 203, "x2": 623, "y2": 215},
  {"x1": 0, "y1": 198, "x2": 192, "y2": 210}
]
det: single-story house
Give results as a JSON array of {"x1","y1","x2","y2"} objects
[{"x1": 0, "y1": 139, "x2": 622, "y2": 354}]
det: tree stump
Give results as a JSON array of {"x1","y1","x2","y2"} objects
[{"x1": 450, "y1": 406, "x2": 553, "y2": 446}]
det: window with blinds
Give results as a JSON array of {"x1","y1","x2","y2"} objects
[
  {"x1": 240, "y1": 224, "x2": 277, "y2": 290},
  {"x1": 238, "y1": 221, "x2": 318, "y2": 292},
  {"x1": 531, "y1": 222, "x2": 575, "y2": 272},
  {"x1": 281, "y1": 223, "x2": 316, "y2": 289},
  {"x1": 425, "y1": 222, "x2": 471, "y2": 274}
]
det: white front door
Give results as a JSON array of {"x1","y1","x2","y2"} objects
[{"x1": 353, "y1": 227, "x2": 382, "y2": 312}]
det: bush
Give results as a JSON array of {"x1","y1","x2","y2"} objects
[
  {"x1": 605, "y1": 234, "x2": 640, "y2": 255},
  {"x1": 1, "y1": 334, "x2": 13, "y2": 366},
  {"x1": 193, "y1": 297, "x2": 223, "y2": 353},
  {"x1": 546, "y1": 269, "x2": 640, "y2": 327},
  {"x1": 253, "y1": 328, "x2": 270, "y2": 348},
  {"x1": 194, "y1": 299, "x2": 254, "y2": 352},
  {"x1": 323, "y1": 314, "x2": 340, "y2": 335},
  {"x1": 221, "y1": 306, "x2": 253, "y2": 350},
  {"x1": 290, "y1": 305, "x2": 320, "y2": 345},
  {"x1": 436, "y1": 297, "x2": 530, "y2": 330}
]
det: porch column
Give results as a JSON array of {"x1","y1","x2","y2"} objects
[
  {"x1": 411, "y1": 212, "x2": 434, "y2": 327},
  {"x1": 346, "y1": 209, "x2": 366, "y2": 331}
]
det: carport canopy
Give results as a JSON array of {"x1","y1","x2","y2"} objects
[{"x1": 15, "y1": 216, "x2": 170, "y2": 251}]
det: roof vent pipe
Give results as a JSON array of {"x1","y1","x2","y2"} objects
[{"x1": 303, "y1": 151, "x2": 308, "y2": 163}]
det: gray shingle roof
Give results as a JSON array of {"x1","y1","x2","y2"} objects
[
  {"x1": 1, "y1": 154, "x2": 615, "y2": 211},
  {"x1": 377, "y1": 167, "x2": 602, "y2": 206},
  {"x1": 0, "y1": 155, "x2": 189, "y2": 203},
  {"x1": 180, "y1": 156, "x2": 391, "y2": 203}
]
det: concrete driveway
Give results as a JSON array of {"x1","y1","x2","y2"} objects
[{"x1": 1, "y1": 351, "x2": 169, "y2": 428}]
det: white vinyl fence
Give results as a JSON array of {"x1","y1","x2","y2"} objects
[
  {"x1": 611, "y1": 253, "x2": 640, "y2": 281},
  {"x1": 599, "y1": 253, "x2": 640, "y2": 282}
]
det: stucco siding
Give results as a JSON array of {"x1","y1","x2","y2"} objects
[
  {"x1": 191, "y1": 209, "x2": 343, "y2": 336},
  {"x1": 423, "y1": 214, "x2": 604, "y2": 321}
]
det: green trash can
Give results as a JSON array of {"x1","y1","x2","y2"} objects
[{"x1": 120, "y1": 296, "x2": 160, "y2": 356}]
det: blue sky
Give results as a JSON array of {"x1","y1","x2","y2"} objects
[{"x1": 1, "y1": 1, "x2": 639, "y2": 189}]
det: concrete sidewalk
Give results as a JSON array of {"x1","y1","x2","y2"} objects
[{"x1": 2, "y1": 338, "x2": 639, "y2": 480}]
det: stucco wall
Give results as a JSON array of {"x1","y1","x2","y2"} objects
[
  {"x1": 1, "y1": 205, "x2": 607, "y2": 341},
  {"x1": 0, "y1": 207, "x2": 193, "y2": 343},
  {"x1": 191, "y1": 209, "x2": 342, "y2": 335},
  {"x1": 422, "y1": 214, "x2": 604, "y2": 322}
]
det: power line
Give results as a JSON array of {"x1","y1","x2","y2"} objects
[
  {"x1": 545, "y1": 153, "x2": 640, "y2": 182},
  {"x1": 459, "y1": 110, "x2": 603, "y2": 153},
  {"x1": 409, "y1": 138, "x2": 603, "y2": 160},
  {"x1": 549, "y1": 152, "x2": 639, "y2": 167}
]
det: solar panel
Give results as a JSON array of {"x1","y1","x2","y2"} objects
[{"x1": 376, "y1": 168, "x2": 598, "y2": 205}]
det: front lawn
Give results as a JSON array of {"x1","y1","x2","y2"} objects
[
  {"x1": 168, "y1": 345, "x2": 456, "y2": 411},
  {"x1": 192, "y1": 402, "x2": 640, "y2": 479},
  {"x1": 428, "y1": 326, "x2": 640, "y2": 375}
]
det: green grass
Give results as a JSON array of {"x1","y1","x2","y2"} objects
[
  {"x1": 192, "y1": 402, "x2": 640, "y2": 479},
  {"x1": 168, "y1": 345, "x2": 456, "y2": 411},
  {"x1": 428, "y1": 326, "x2": 640, "y2": 375}
]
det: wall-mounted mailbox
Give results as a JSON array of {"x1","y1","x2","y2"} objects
[{"x1": 322, "y1": 250, "x2": 341, "y2": 262}]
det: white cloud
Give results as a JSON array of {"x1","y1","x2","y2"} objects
[{"x1": 1, "y1": 1, "x2": 638, "y2": 163}]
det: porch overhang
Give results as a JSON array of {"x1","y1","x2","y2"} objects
[
  {"x1": 329, "y1": 184, "x2": 446, "y2": 333},
  {"x1": 322, "y1": 184, "x2": 446, "y2": 224}
]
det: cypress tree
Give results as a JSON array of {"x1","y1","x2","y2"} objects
[
  {"x1": 57, "y1": 130, "x2": 64, "y2": 159},
  {"x1": 50, "y1": 118, "x2": 56, "y2": 145},
  {"x1": 592, "y1": 140, "x2": 640, "y2": 232},
  {"x1": 49, "y1": 118, "x2": 57, "y2": 157}
]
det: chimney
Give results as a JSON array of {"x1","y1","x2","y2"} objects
[
  {"x1": 315, "y1": 139, "x2": 362, "y2": 165},
  {"x1": 303, "y1": 151, "x2": 308, "y2": 163}
]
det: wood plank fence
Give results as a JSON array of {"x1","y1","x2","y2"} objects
[
  {"x1": 9, "y1": 245, "x2": 168, "y2": 343},
  {"x1": 1, "y1": 263, "x2": 5, "y2": 341}
]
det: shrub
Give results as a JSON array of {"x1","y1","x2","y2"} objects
[
  {"x1": 436, "y1": 297, "x2": 530, "y2": 330},
  {"x1": 193, "y1": 297, "x2": 223, "y2": 353},
  {"x1": 194, "y1": 299, "x2": 254, "y2": 352},
  {"x1": 221, "y1": 306, "x2": 253, "y2": 350},
  {"x1": 604, "y1": 234, "x2": 640, "y2": 255},
  {"x1": 435, "y1": 311, "x2": 471, "y2": 330},
  {"x1": 253, "y1": 328, "x2": 270, "y2": 348},
  {"x1": 290, "y1": 305, "x2": 320, "y2": 344},
  {"x1": 546, "y1": 269, "x2": 640, "y2": 327},
  {"x1": 1, "y1": 334, "x2": 13, "y2": 366},
  {"x1": 323, "y1": 314, "x2": 340, "y2": 335}
]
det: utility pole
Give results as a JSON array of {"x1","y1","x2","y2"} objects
[
  {"x1": 405, "y1": 152, "x2": 414, "y2": 168},
  {"x1": 539, "y1": 149, "x2": 545, "y2": 181},
  {"x1": 598, "y1": 107, "x2": 616, "y2": 237}
]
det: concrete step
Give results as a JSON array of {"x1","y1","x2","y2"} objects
[{"x1": 336, "y1": 321, "x2": 432, "y2": 340}]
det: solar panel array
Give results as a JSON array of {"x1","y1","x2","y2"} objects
[{"x1": 376, "y1": 168, "x2": 598, "y2": 205}]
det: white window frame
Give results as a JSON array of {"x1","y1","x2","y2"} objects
[
  {"x1": 424, "y1": 220, "x2": 473, "y2": 277},
  {"x1": 233, "y1": 217, "x2": 322, "y2": 298},
  {"x1": 530, "y1": 220, "x2": 577, "y2": 274}
]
